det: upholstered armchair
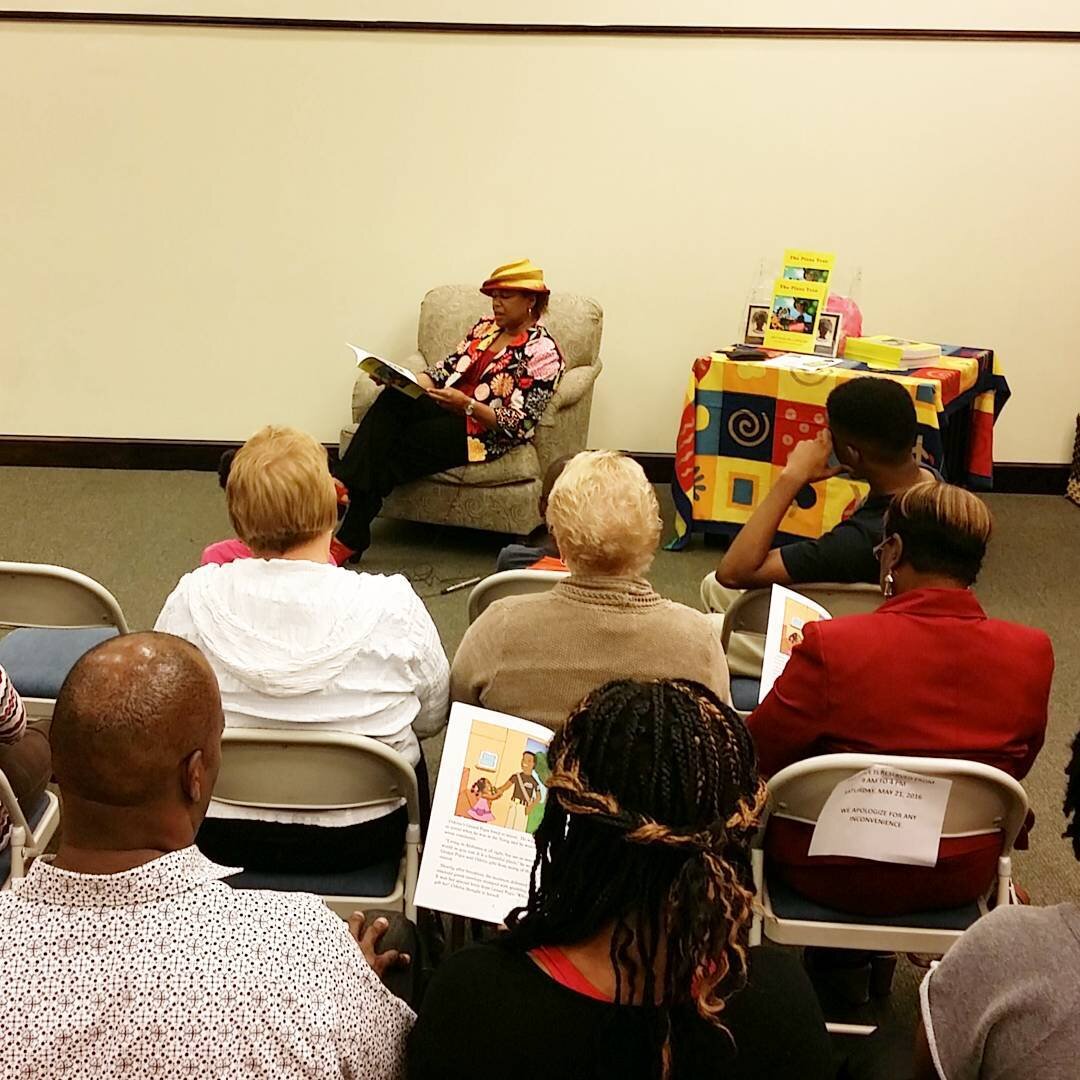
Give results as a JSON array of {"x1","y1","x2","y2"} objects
[{"x1": 340, "y1": 284, "x2": 603, "y2": 536}]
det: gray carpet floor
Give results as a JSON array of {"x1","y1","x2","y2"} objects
[{"x1": 2, "y1": 466, "x2": 1078, "y2": 1029}]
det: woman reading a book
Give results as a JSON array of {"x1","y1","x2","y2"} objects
[
  {"x1": 748, "y1": 482, "x2": 1054, "y2": 921},
  {"x1": 331, "y1": 259, "x2": 564, "y2": 563},
  {"x1": 409, "y1": 679, "x2": 832, "y2": 1080}
]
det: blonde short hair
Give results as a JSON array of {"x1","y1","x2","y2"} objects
[
  {"x1": 883, "y1": 480, "x2": 992, "y2": 585},
  {"x1": 227, "y1": 426, "x2": 337, "y2": 556},
  {"x1": 546, "y1": 450, "x2": 662, "y2": 578}
]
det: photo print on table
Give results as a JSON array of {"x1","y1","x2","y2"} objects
[
  {"x1": 813, "y1": 312, "x2": 843, "y2": 357},
  {"x1": 744, "y1": 304, "x2": 771, "y2": 345}
]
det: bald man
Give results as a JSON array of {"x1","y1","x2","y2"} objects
[{"x1": 0, "y1": 632, "x2": 414, "y2": 1080}]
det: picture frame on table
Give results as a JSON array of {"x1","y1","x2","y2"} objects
[
  {"x1": 813, "y1": 312, "x2": 843, "y2": 357},
  {"x1": 744, "y1": 304, "x2": 771, "y2": 345}
]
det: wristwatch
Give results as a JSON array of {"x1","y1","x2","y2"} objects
[{"x1": 464, "y1": 400, "x2": 475, "y2": 417}]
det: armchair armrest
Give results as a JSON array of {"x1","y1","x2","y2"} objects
[
  {"x1": 555, "y1": 363, "x2": 601, "y2": 409},
  {"x1": 538, "y1": 363, "x2": 601, "y2": 428}
]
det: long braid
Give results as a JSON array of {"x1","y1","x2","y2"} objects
[{"x1": 503, "y1": 679, "x2": 765, "y2": 1079}]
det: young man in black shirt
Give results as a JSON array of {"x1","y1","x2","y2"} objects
[{"x1": 702, "y1": 378, "x2": 935, "y2": 671}]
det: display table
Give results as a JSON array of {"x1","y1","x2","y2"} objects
[{"x1": 668, "y1": 346, "x2": 1010, "y2": 549}]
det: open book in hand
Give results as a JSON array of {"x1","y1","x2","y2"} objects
[
  {"x1": 347, "y1": 343, "x2": 425, "y2": 400},
  {"x1": 415, "y1": 703, "x2": 553, "y2": 924},
  {"x1": 758, "y1": 585, "x2": 832, "y2": 704}
]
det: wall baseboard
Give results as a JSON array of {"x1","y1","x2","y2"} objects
[
  {"x1": 0, "y1": 436, "x2": 1068, "y2": 495},
  {"x1": 990, "y1": 462, "x2": 1070, "y2": 495},
  {"x1": 0, "y1": 435, "x2": 340, "y2": 470}
]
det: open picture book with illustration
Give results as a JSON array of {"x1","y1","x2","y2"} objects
[
  {"x1": 347, "y1": 343, "x2": 425, "y2": 399},
  {"x1": 415, "y1": 703, "x2": 552, "y2": 924},
  {"x1": 758, "y1": 585, "x2": 832, "y2": 703}
]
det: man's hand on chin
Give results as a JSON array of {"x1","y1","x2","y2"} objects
[{"x1": 782, "y1": 430, "x2": 846, "y2": 487}]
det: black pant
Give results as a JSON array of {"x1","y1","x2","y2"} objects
[
  {"x1": 198, "y1": 806, "x2": 408, "y2": 874},
  {"x1": 196, "y1": 756, "x2": 432, "y2": 873},
  {"x1": 335, "y1": 390, "x2": 469, "y2": 553}
]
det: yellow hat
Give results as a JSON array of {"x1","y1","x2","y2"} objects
[{"x1": 480, "y1": 258, "x2": 549, "y2": 296}]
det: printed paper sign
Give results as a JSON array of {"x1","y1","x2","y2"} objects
[{"x1": 807, "y1": 765, "x2": 952, "y2": 867}]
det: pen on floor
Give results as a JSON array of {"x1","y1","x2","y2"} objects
[{"x1": 441, "y1": 576, "x2": 482, "y2": 595}]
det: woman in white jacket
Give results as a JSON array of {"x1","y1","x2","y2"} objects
[{"x1": 155, "y1": 425, "x2": 449, "y2": 872}]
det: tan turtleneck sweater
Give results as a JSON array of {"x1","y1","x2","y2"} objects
[{"x1": 450, "y1": 576, "x2": 731, "y2": 730}]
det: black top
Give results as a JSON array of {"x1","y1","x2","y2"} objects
[
  {"x1": 779, "y1": 492, "x2": 892, "y2": 585},
  {"x1": 407, "y1": 943, "x2": 832, "y2": 1080}
]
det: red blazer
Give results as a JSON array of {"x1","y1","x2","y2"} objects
[{"x1": 748, "y1": 587, "x2": 1054, "y2": 915}]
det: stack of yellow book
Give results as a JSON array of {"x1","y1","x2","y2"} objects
[{"x1": 842, "y1": 335, "x2": 941, "y2": 371}]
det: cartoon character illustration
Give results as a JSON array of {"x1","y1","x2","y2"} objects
[
  {"x1": 525, "y1": 750, "x2": 551, "y2": 834},
  {"x1": 466, "y1": 777, "x2": 501, "y2": 823},
  {"x1": 495, "y1": 751, "x2": 542, "y2": 832}
]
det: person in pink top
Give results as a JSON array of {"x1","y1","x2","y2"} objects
[
  {"x1": 200, "y1": 451, "x2": 253, "y2": 567},
  {"x1": 201, "y1": 537, "x2": 252, "y2": 566},
  {"x1": 200, "y1": 449, "x2": 346, "y2": 567}
]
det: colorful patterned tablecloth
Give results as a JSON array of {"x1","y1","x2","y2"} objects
[{"x1": 669, "y1": 346, "x2": 1010, "y2": 550}]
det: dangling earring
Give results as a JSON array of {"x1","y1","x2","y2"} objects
[{"x1": 883, "y1": 571, "x2": 895, "y2": 599}]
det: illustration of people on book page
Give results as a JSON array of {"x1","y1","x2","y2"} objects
[
  {"x1": 418, "y1": 703, "x2": 555, "y2": 923},
  {"x1": 455, "y1": 718, "x2": 548, "y2": 835},
  {"x1": 758, "y1": 585, "x2": 832, "y2": 703}
]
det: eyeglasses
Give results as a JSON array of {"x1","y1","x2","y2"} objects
[{"x1": 872, "y1": 533, "x2": 899, "y2": 561}]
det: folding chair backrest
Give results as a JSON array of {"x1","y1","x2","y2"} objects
[
  {"x1": 720, "y1": 583, "x2": 881, "y2": 653},
  {"x1": 0, "y1": 562, "x2": 129, "y2": 632},
  {"x1": 467, "y1": 569, "x2": 569, "y2": 624},
  {"x1": 792, "y1": 583, "x2": 883, "y2": 619},
  {"x1": 767, "y1": 753, "x2": 1030, "y2": 849},
  {"x1": 214, "y1": 728, "x2": 420, "y2": 824},
  {"x1": 0, "y1": 769, "x2": 34, "y2": 844},
  {"x1": 0, "y1": 769, "x2": 61, "y2": 886},
  {"x1": 720, "y1": 588, "x2": 773, "y2": 652}
]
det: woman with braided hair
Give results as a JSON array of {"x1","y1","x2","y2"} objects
[{"x1": 408, "y1": 680, "x2": 831, "y2": 1080}]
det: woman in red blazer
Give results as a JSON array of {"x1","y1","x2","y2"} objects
[{"x1": 748, "y1": 482, "x2": 1054, "y2": 916}]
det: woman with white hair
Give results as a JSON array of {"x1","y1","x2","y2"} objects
[
  {"x1": 450, "y1": 451, "x2": 731, "y2": 729},
  {"x1": 155, "y1": 425, "x2": 449, "y2": 873}
]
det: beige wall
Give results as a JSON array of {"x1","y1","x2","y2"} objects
[{"x1": 1, "y1": 22, "x2": 1078, "y2": 462}]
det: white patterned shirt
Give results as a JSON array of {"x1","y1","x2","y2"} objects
[{"x1": 0, "y1": 846, "x2": 415, "y2": 1079}]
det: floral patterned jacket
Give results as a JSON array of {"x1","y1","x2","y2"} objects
[{"x1": 423, "y1": 318, "x2": 564, "y2": 463}]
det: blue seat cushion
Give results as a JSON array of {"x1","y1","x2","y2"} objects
[
  {"x1": 0, "y1": 627, "x2": 120, "y2": 698},
  {"x1": 731, "y1": 676, "x2": 762, "y2": 713},
  {"x1": 224, "y1": 858, "x2": 401, "y2": 898},
  {"x1": 768, "y1": 873, "x2": 983, "y2": 931},
  {"x1": 1, "y1": 790, "x2": 53, "y2": 884}
]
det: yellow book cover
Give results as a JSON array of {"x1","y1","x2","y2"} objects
[
  {"x1": 763, "y1": 278, "x2": 829, "y2": 354},
  {"x1": 781, "y1": 249, "x2": 836, "y2": 285}
]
